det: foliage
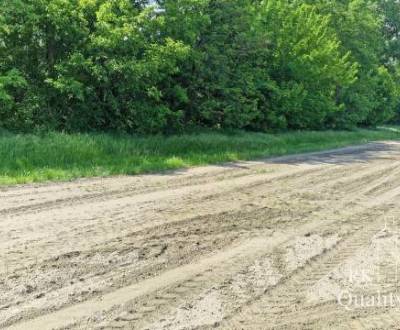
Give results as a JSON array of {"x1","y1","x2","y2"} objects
[
  {"x1": 1, "y1": 127, "x2": 400, "y2": 185},
  {"x1": 0, "y1": 0, "x2": 399, "y2": 133},
  {"x1": 254, "y1": 0, "x2": 357, "y2": 130}
]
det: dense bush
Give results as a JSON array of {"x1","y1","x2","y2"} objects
[{"x1": 1, "y1": 0, "x2": 399, "y2": 133}]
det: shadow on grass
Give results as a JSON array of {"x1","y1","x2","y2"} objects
[{"x1": 1, "y1": 128, "x2": 400, "y2": 185}]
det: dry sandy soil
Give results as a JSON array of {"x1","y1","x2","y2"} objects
[{"x1": 2, "y1": 142, "x2": 400, "y2": 330}]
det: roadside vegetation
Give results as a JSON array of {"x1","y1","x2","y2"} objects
[
  {"x1": 1, "y1": 127, "x2": 400, "y2": 185},
  {"x1": 1, "y1": 0, "x2": 400, "y2": 134},
  {"x1": 1, "y1": 1, "x2": 400, "y2": 186}
]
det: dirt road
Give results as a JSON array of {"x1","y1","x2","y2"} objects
[{"x1": 2, "y1": 142, "x2": 400, "y2": 329}]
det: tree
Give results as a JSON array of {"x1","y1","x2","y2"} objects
[
  {"x1": 0, "y1": 0, "x2": 399, "y2": 132},
  {"x1": 254, "y1": 0, "x2": 357, "y2": 129}
]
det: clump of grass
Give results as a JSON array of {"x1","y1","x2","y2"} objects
[{"x1": 1, "y1": 127, "x2": 400, "y2": 186}]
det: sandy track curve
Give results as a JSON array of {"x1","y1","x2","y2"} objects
[{"x1": 2, "y1": 141, "x2": 400, "y2": 329}]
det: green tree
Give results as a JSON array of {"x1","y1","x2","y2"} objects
[
  {"x1": 254, "y1": 0, "x2": 357, "y2": 129},
  {"x1": 305, "y1": 0, "x2": 399, "y2": 126},
  {"x1": 0, "y1": 0, "x2": 399, "y2": 132}
]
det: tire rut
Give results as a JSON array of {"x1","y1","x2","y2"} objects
[{"x1": 3, "y1": 142, "x2": 400, "y2": 330}]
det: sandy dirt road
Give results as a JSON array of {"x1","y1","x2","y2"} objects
[{"x1": 2, "y1": 142, "x2": 400, "y2": 329}]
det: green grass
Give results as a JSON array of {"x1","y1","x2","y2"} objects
[{"x1": 1, "y1": 127, "x2": 400, "y2": 186}]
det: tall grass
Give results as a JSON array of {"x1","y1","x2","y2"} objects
[{"x1": 1, "y1": 127, "x2": 400, "y2": 185}]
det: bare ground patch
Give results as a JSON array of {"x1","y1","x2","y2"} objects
[{"x1": 2, "y1": 142, "x2": 400, "y2": 329}]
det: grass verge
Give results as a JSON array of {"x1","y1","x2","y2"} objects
[{"x1": 1, "y1": 127, "x2": 400, "y2": 186}]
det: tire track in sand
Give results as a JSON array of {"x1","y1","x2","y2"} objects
[
  {"x1": 9, "y1": 163, "x2": 400, "y2": 329},
  {"x1": 3, "y1": 142, "x2": 400, "y2": 329}
]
